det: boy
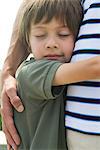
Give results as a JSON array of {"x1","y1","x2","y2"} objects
[
  {"x1": 13, "y1": 0, "x2": 82, "y2": 149},
  {"x1": 13, "y1": 0, "x2": 100, "y2": 150}
]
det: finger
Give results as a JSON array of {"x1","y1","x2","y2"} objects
[
  {"x1": 11, "y1": 96, "x2": 24, "y2": 112},
  {"x1": 6, "y1": 87, "x2": 24, "y2": 112},
  {"x1": 1, "y1": 97, "x2": 21, "y2": 146},
  {"x1": 7, "y1": 141, "x2": 14, "y2": 150},
  {"x1": 2, "y1": 109, "x2": 21, "y2": 146},
  {"x1": 7, "y1": 143, "x2": 11, "y2": 150},
  {"x1": 3, "y1": 123, "x2": 18, "y2": 150},
  {"x1": 7, "y1": 141, "x2": 18, "y2": 150},
  {"x1": 1, "y1": 80, "x2": 21, "y2": 146}
]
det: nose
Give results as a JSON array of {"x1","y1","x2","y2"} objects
[{"x1": 45, "y1": 38, "x2": 59, "y2": 49}]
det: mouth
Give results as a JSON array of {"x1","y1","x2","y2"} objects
[{"x1": 44, "y1": 55, "x2": 63, "y2": 60}]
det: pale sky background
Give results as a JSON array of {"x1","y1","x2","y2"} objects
[{"x1": 0, "y1": 0, "x2": 22, "y2": 69}]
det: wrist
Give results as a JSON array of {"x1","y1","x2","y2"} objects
[{"x1": 1, "y1": 67, "x2": 15, "y2": 86}]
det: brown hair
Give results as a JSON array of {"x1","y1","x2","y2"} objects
[{"x1": 19, "y1": 0, "x2": 83, "y2": 50}]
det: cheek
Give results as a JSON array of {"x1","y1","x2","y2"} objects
[
  {"x1": 30, "y1": 40, "x2": 43, "y2": 57},
  {"x1": 31, "y1": 47, "x2": 42, "y2": 59},
  {"x1": 63, "y1": 41, "x2": 74, "y2": 56}
]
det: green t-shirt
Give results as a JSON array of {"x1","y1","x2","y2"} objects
[{"x1": 14, "y1": 58, "x2": 67, "y2": 150}]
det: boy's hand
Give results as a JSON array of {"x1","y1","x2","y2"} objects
[{"x1": 1, "y1": 75, "x2": 24, "y2": 149}]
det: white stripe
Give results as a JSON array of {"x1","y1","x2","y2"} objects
[
  {"x1": 74, "y1": 39, "x2": 100, "y2": 51},
  {"x1": 83, "y1": 0, "x2": 94, "y2": 10},
  {"x1": 67, "y1": 86, "x2": 100, "y2": 99},
  {"x1": 65, "y1": 101, "x2": 100, "y2": 116},
  {"x1": 65, "y1": 116, "x2": 100, "y2": 133},
  {"x1": 83, "y1": 8, "x2": 100, "y2": 21},
  {"x1": 94, "y1": 0, "x2": 100, "y2": 4},
  {"x1": 79, "y1": 24, "x2": 100, "y2": 36}
]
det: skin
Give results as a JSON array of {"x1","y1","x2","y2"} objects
[{"x1": 29, "y1": 18, "x2": 74, "y2": 62}]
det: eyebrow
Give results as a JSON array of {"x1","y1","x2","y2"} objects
[{"x1": 31, "y1": 25, "x2": 68, "y2": 30}]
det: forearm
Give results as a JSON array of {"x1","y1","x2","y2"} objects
[
  {"x1": 2, "y1": 42, "x2": 29, "y2": 78},
  {"x1": 1, "y1": 0, "x2": 29, "y2": 84},
  {"x1": 53, "y1": 56, "x2": 100, "y2": 85}
]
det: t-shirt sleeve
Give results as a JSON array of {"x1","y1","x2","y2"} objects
[{"x1": 16, "y1": 59, "x2": 65, "y2": 100}]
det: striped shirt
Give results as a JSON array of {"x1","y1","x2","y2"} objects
[{"x1": 65, "y1": 0, "x2": 100, "y2": 135}]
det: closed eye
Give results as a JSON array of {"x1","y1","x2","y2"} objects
[
  {"x1": 35, "y1": 34, "x2": 46, "y2": 38},
  {"x1": 58, "y1": 34, "x2": 70, "y2": 37}
]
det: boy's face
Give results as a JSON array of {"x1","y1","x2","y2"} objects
[{"x1": 29, "y1": 18, "x2": 74, "y2": 62}]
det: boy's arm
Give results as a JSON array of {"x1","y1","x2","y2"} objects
[{"x1": 53, "y1": 56, "x2": 100, "y2": 85}]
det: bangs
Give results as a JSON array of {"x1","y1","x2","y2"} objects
[
  {"x1": 20, "y1": 0, "x2": 68, "y2": 46},
  {"x1": 32, "y1": 0, "x2": 67, "y2": 25}
]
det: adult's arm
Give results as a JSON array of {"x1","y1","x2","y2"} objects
[
  {"x1": 1, "y1": 1, "x2": 29, "y2": 149},
  {"x1": 2, "y1": 0, "x2": 29, "y2": 79},
  {"x1": 2, "y1": 1, "x2": 29, "y2": 109},
  {"x1": 53, "y1": 56, "x2": 100, "y2": 85}
]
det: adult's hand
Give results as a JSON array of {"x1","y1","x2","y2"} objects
[{"x1": 1, "y1": 75, "x2": 24, "y2": 150}]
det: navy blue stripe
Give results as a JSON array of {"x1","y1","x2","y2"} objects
[
  {"x1": 72, "y1": 49, "x2": 100, "y2": 56},
  {"x1": 81, "y1": 0, "x2": 85, "y2": 5},
  {"x1": 78, "y1": 34, "x2": 100, "y2": 40},
  {"x1": 65, "y1": 111, "x2": 100, "y2": 121},
  {"x1": 66, "y1": 96, "x2": 100, "y2": 104},
  {"x1": 65, "y1": 127, "x2": 100, "y2": 135},
  {"x1": 82, "y1": 19, "x2": 100, "y2": 25},
  {"x1": 84, "y1": 9, "x2": 88, "y2": 14},
  {"x1": 91, "y1": 3, "x2": 100, "y2": 8},
  {"x1": 69, "y1": 81, "x2": 100, "y2": 87},
  {"x1": 84, "y1": 3, "x2": 100, "y2": 14}
]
